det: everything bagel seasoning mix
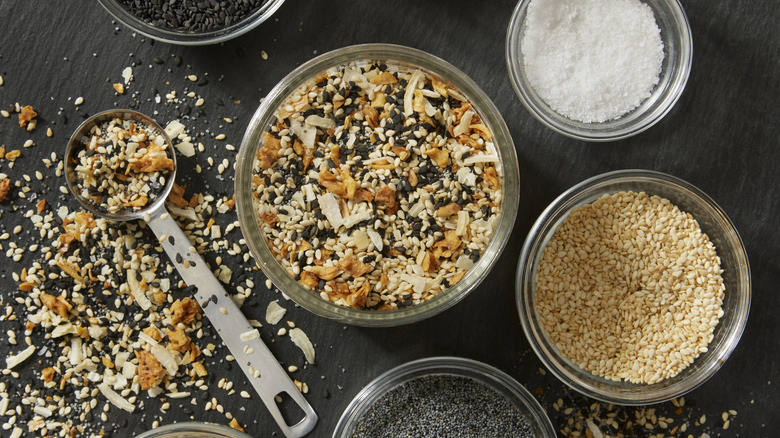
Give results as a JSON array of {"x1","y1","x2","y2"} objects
[
  {"x1": 252, "y1": 61, "x2": 504, "y2": 310},
  {"x1": 70, "y1": 117, "x2": 174, "y2": 214}
]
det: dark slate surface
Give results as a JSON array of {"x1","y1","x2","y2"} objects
[{"x1": 0, "y1": 0, "x2": 777, "y2": 437}]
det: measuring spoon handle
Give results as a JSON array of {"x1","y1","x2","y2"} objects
[{"x1": 146, "y1": 206, "x2": 317, "y2": 438}]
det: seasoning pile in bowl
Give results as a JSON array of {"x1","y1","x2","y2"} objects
[
  {"x1": 535, "y1": 191, "x2": 725, "y2": 384},
  {"x1": 70, "y1": 117, "x2": 173, "y2": 214},
  {"x1": 114, "y1": 0, "x2": 272, "y2": 33},
  {"x1": 251, "y1": 61, "x2": 504, "y2": 310},
  {"x1": 521, "y1": 0, "x2": 664, "y2": 123},
  {"x1": 351, "y1": 375, "x2": 534, "y2": 437}
]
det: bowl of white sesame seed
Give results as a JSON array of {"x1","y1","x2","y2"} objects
[
  {"x1": 235, "y1": 44, "x2": 520, "y2": 327},
  {"x1": 516, "y1": 169, "x2": 750, "y2": 404}
]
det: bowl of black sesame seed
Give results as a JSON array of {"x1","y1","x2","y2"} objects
[
  {"x1": 235, "y1": 44, "x2": 520, "y2": 326},
  {"x1": 97, "y1": 0, "x2": 286, "y2": 45},
  {"x1": 516, "y1": 169, "x2": 751, "y2": 404},
  {"x1": 332, "y1": 356, "x2": 556, "y2": 438}
]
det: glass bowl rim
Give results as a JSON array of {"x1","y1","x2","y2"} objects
[
  {"x1": 96, "y1": 0, "x2": 286, "y2": 45},
  {"x1": 234, "y1": 43, "x2": 520, "y2": 327},
  {"x1": 515, "y1": 169, "x2": 751, "y2": 404},
  {"x1": 331, "y1": 356, "x2": 556, "y2": 438},
  {"x1": 505, "y1": 0, "x2": 693, "y2": 141},
  {"x1": 134, "y1": 421, "x2": 253, "y2": 437}
]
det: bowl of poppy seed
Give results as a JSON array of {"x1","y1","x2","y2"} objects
[
  {"x1": 332, "y1": 356, "x2": 556, "y2": 438},
  {"x1": 235, "y1": 44, "x2": 520, "y2": 327},
  {"x1": 516, "y1": 169, "x2": 751, "y2": 405},
  {"x1": 97, "y1": 0, "x2": 286, "y2": 45},
  {"x1": 134, "y1": 422, "x2": 253, "y2": 438}
]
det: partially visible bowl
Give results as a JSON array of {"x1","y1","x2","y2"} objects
[
  {"x1": 135, "y1": 422, "x2": 252, "y2": 438},
  {"x1": 516, "y1": 169, "x2": 751, "y2": 405},
  {"x1": 332, "y1": 356, "x2": 556, "y2": 438},
  {"x1": 235, "y1": 44, "x2": 520, "y2": 327},
  {"x1": 97, "y1": 0, "x2": 285, "y2": 45},
  {"x1": 506, "y1": 0, "x2": 693, "y2": 141}
]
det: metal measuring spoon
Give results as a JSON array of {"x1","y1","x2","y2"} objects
[{"x1": 65, "y1": 109, "x2": 317, "y2": 437}]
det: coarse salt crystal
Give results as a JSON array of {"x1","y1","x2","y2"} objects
[{"x1": 521, "y1": 0, "x2": 663, "y2": 123}]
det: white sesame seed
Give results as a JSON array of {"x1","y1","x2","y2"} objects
[{"x1": 535, "y1": 191, "x2": 725, "y2": 384}]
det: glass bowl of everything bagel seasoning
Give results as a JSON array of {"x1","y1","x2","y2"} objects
[
  {"x1": 332, "y1": 356, "x2": 556, "y2": 438},
  {"x1": 516, "y1": 170, "x2": 751, "y2": 404},
  {"x1": 97, "y1": 0, "x2": 286, "y2": 45},
  {"x1": 235, "y1": 44, "x2": 520, "y2": 327},
  {"x1": 506, "y1": 0, "x2": 693, "y2": 141}
]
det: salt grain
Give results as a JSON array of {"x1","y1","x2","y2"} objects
[{"x1": 521, "y1": 0, "x2": 664, "y2": 122}]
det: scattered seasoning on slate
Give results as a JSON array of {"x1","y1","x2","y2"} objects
[
  {"x1": 253, "y1": 61, "x2": 504, "y2": 310},
  {"x1": 351, "y1": 374, "x2": 535, "y2": 437},
  {"x1": 0, "y1": 57, "x2": 315, "y2": 436},
  {"x1": 548, "y1": 392, "x2": 739, "y2": 437},
  {"x1": 117, "y1": 0, "x2": 271, "y2": 33}
]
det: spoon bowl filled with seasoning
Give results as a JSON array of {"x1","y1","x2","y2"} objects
[
  {"x1": 235, "y1": 44, "x2": 521, "y2": 327},
  {"x1": 65, "y1": 109, "x2": 318, "y2": 437},
  {"x1": 506, "y1": 0, "x2": 693, "y2": 141},
  {"x1": 516, "y1": 170, "x2": 751, "y2": 404}
]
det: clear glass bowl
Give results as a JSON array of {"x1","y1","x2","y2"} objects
[
  {"x1": 135, "y1": 422, "x2": 252, "y2": 438},
  {"x1": 332, "y1": 356, "x2": 556, "y2": 438},
  {"x1": 506, "y1": 0, "x2": 693, "y2": 141},
  {"x1": 96, "y1": 0, "x2": 286, "y2": 45},
  {"x1": 516, "y1": 169, "x2": 751, "y2": 404},
  {"x1": 235, "y1": 44, "x2": 520, "y2": 327}
]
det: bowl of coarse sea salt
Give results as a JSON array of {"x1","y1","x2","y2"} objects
[{"x1": 506, "y1": 0, "x2": 692, "y2": 141}]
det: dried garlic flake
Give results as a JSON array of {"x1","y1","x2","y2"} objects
[
  {"x1": 265, "y1": 300, "x2": 287, "y2": 325},
  {"x1": 289, "y1": 328, "x2": 315, "y2": 364}
]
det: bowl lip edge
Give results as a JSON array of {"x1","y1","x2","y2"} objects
[
  {"x1": 504, "y1": 0, "x2": 694, "y2": 142},
  {"x1": 515, "y1": 168, "x2": 751, "y2": 405},
  {"x1": 95, "y1": 0, "x2": 287, "y2": 45},
  {"x1": 234, "y1": 43, "x2": 521, "y2": 326},
  {"x1": 331, "y1": 355, "x2": 556, "y2": 438}
]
